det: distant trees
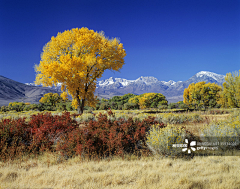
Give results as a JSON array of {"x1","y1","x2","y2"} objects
[
  {"x1": 128, "y1": 93, "x2": 168, "y2": 109},
  {"x1": 95, "y1": 93, "x2": 137, "y2": 110},
  {"x1": 39, "y1": 92, "x2": 75, "y2": 111},
  {"x1": 4, "y1": 72, "x2": 240, "y2": 112},
  {"x1": 39, "y1": 93, "x2": 61, "y2": 108},
  {"x1": 219, "y1": 70, "x2": 240, "y2": 108},
  {"x1": 95, "y1": 93, "x2": 168, "y2": 110},
  {"x1": 0, "y1": 102, "x2": 40, "y2": 112},
  {"x1": 183, "y1": 81, "x2": 222, "y2": 110},
  {"x1": 8, "y1": 102, "x2": 26, "y2": 112}
]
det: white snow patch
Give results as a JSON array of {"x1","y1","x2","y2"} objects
[{"x1": 196, "y1": 71, "x2": 224, "y2": 81}]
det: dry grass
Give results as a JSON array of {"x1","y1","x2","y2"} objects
[
  {"x1": 170, "y1": 114, "x2": 231, "y2": 137},
  {"x1": 1, "y1": 111, "x2": 239, "y2": 189},
  {"x1": 0, "y1": 153, "x2": 240, "y2": 189}
]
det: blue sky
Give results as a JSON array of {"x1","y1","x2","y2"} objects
[{"x1": 0, "y1": 0, "x2": 239, "y2": 83}]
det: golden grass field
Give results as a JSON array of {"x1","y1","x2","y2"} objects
[
  {"x1": 1, "y1": 154, "x2": 240, "y2": 189},
  {"x1": 0, "y1": 110, "x2": 239, "y2": 189}
]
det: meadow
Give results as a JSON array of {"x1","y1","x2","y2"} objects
[{"x1": 0, "y1": 108, "x2": 239, "y2": 189}]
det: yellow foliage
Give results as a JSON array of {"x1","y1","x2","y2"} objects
[
  {"x1": 130, "y1": 93, "x2": 167, "y2": 109},
  {"x1": 35, "y1": 27, "x2": 126, "y2": 113},
  {"x1": 146, "y1": 124, "x2": 190, "y2": 156},
  {"x1": 60, "y1": 92, "x2": 68, "y2": 101},
  {"x1": 71, "y1": 98, "x2": 78, "y2": 110},
  {"x1": 128, "y1": 96, "x2": 139, "y2": 104},
  {"x1": 39, "y1": 93, "x2": 61, "y2": 106},
  {"x1": 183, "y1": 82, "x2": 222, "y2": 109},
  {"x1": 220, "y1": 70, "x2": 240, "y2": 108}
]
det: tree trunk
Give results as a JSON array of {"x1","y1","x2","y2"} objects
[
  {"x1": 77, "y1": 97, "x2": 81, "y2": 114},
  {"x1": 76, "y1": 97, "x2": 85, "y2": 114},
  {"x1": 80, "y1": 99, "x2": 85, "y2": 114}
]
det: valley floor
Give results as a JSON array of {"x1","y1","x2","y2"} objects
[{"x1": 0, "y1": 109, "x2": 239, "y2": 188}]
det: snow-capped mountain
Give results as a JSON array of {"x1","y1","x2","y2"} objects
[
  {"x1": 98, "y1": 77, "x2": 135, "y2": 88},
  {"x1": 94, "y1": 71, "x2": 225, "y2": 102},
  {"x1": 96, "y1": 71, "x2": 224, "y2": 88},
  {"x1": 24, "y1": 71, "x2": 225, "y2": 103},
  {"x1": 187, "y1": 71, "x2": 225, "y2": 85},
  {"x1": 25, "y1": 82, "x2": 62, "y2": 91},
  {"x1": 196, "y1": 71, "x2": 225, "y2": 81}
]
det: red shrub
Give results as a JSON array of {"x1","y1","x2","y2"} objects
[
  {"x1": 57, "y1": 110, "x2": 166, "y2": 158},
  {"x1": 0, "y1": 110, "x2": 166, "y2": 160},
  {"x1": 0, "y1": 118, "x2": 30, "y2": 160},
  {"x1": 27, "y1": 112, "x2": 79, "y2": 153}
]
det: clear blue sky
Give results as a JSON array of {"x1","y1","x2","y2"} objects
[{"x1": 0, "y1": 0, "x2": 239, "y2": 83}]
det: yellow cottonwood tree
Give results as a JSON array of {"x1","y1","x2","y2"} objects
[
  {"x1": 220, "y1": 70, "x2": 240, "y2": 108},
  {"x1": 35, "y1": 28, "x2": 126, "y2": 113},
  {"x1": 183, "y1": 81, "x2": 222, "y2": 109}
]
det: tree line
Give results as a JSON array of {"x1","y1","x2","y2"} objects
[{"x1": 1, "y1": 70, "x2": 239, "y2": 112}]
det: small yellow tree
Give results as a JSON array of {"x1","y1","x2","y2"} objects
[
  {"x1": 129, "y1": 93, "x2": 168, "y2": 109},
  {"x1": 35, "y1": 27, "x2": 126, "y2": 113},
  {"x1": 220, "y1": 70, "x2": 240, "y2": 108},
  {"x1": 39, "y1": 93, "x2": 61, "y2": 107}
]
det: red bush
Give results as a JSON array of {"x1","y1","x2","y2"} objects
[
  {"x1": 0, "y1": 118, "x2": 30, "y2": 160},
  {"x1": 27, "y1": 112, "x2": 79, "y2": 153},
  {"x1": 57, "y1": 110, "x2": 166, "y2": 158},
  {"x1": 0, "y1": 112, "x2": 79, "y2": 160},
  {"x1": 0, "y1": 110, "x2": 166, "y2": 160}
]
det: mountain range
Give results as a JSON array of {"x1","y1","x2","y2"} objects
[
  {"x1": 94, "y1": 71, "x2": 225, "y2": 102},
  {"x1": 0, "y1": 71, "x2": 225, "y2": 106}
]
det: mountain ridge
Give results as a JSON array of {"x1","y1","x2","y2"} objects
[
  {"x1": 0, "y1": 75, "x2": 61, "y2": 106},
  {"x1": 96, "y1": 71, "x2": 224, "y2": 88},
  {"x1": 94, "y1": 71, "x2": 225, "y2": 102},
  {"x1": 0, "y1": 71, "x2": 225, "y2": 106}
]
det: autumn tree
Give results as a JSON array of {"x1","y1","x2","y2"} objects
[
  {"x1": 8, "y1": 102, "x2": 26, "y2": 112},
  {"x1": 35, "y1": 27, "x2": 126, "y2": 113},
  {"x1": 183, "y1": 81, "x2": 222, "y2": 110},
  {"x1": 129, "y1": 93, "x2": 168, "y2": 109},
  {"x1": 219, "y1": 70, "x2": 240, "y2": 108},
  {"x1": 39, "y1": 93, "x2": 61, "y2": 110}
]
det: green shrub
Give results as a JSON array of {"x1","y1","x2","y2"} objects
[
  {"x1": 75, "y1": 113, "x2": 96, "y2": 122},
  {"x1": 154, "y1": 113, "x2": 202, "y2": 125},
  {"x1": 146, "y1": 125, "x2": 192, "y2": 157},
  {"x1": 200, "y1": 110, "x2": 240, "y2": 151},
  {"x1": 158, "y1": 105, "x2": 168, "y2": 110}
]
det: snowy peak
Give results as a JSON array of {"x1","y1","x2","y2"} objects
[
  {"x1": 25, "y1": 83, "x2": 38, "y2": 86},
  {"x1": 161, "y1": 80, "x2": 177, "y2": 86},
  {"x1": 195, "y1": 71, "x2": 225, "y2": 81},
  {"x1": 98, "y1": 77, "x2": 134, "y2": 87},
  {"x1": 115, "y1": 78, "x2": 135, "y2": 86},
  {"x1": 96, "y1": 76, "x2": 179, "y2": 88},
  {"x1": 95, "y1": 71, "x2": 225, "y2": 89},
  {"x1": 136, "y1": 76, "x2": 159, "y2": 84},
  {"x1": 98, "y1": 77, "x2": 116, "y2": 86},
  {"x1": 97, "y1": 76, "x2": 159, "y2": 88}
]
